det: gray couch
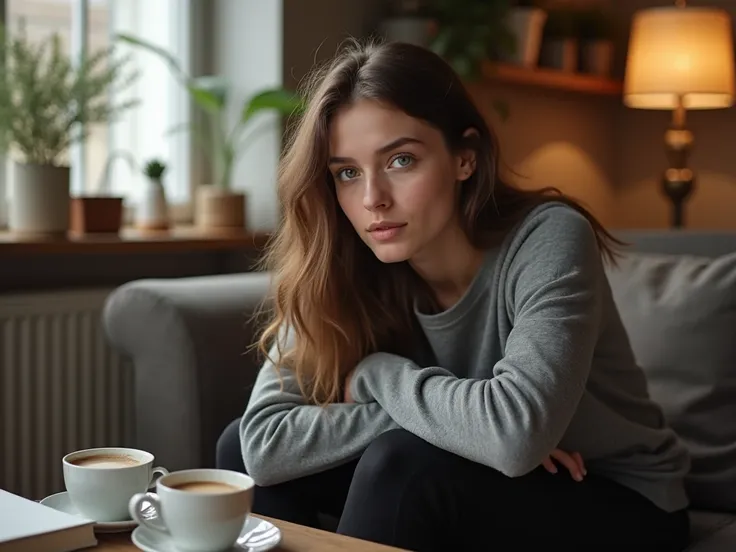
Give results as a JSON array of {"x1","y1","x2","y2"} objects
[{"x1": 103, "y1": 231, "x2": 736, "y2": 550}]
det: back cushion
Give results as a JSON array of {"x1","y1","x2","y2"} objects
[{"x1": 605, "y1": 251, "x2": 736, "y2": 512}]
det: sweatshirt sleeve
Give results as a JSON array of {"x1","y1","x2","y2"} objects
[
  {"x1": 349, "y1": 208, "x2": 604, "y2": 477},
  {"x1": 240, "y1": 333, "x2": 400, "y2": 486}
]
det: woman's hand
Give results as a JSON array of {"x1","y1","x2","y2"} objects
[{"x1": 542, "y1": 449, "x2": 586, "y2": 482}]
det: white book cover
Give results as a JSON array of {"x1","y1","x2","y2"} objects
[{"x1": 0, "y1": 490, "x2": 97, "y2": 552}]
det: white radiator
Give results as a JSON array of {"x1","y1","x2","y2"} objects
[{"x1": 0, "y1": 288, "x2": 135, "y2": 501}]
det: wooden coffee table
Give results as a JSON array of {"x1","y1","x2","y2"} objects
[{"x1": 93, "y1": 515, "x2": 407, "y2": 551}]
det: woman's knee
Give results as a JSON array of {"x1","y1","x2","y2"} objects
[
  {"x1": 338, "y1": 429, "x2": 450, "y2": 544},
  {"x1": 351, "y1": 429, "x2": 440, "y2": 493},
  {"x1": 215, "y1": 417, "x2": 247, "y2": 473}
]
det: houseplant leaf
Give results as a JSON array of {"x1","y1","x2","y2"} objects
[
  {"x1": 116, "y1": 32, "x2": 188, "y2": 86},
  {"x1": 241, "y1": 88, "x2": 305, "y2": 122},
  {"x1": 189, "y1": 75, "x2": 227, "y2": 113}
]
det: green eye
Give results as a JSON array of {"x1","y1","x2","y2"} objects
[
  {"x1": 390, "y1": 155, "x2": 413, "y2": 168},
  {"x1": 338, "y1": 168, "x2": 359, "y2": 181}
]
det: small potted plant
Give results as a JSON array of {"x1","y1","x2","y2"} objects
[
  {"x1": 0, "y1": 23, "x2": 137, "y2": 237},
  {"x1": 136, "y1": 158, "x2": 170, "y2": 231},
  {"x1": 578, "y1": 7, "x2": 615, "y2": 77},
  {"x1": 117, "y1": 33, "x2": 305, "y2": 232}
]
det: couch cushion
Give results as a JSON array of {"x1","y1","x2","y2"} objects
[
  {"x1": 605, "y1": 251, "x2": 736, "y2": 512},
  {"x1": 688, "y1": 510, "x2": 736, "y2": 551}
]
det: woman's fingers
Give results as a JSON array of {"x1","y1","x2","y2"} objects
[
  {"x1": 572, "y1": 451, "x2": 587, "y2": 476},
  {"x1": 549, "y1": 449, "x2": 584, "y2": 482},
  {"x1": 542, "y1": 456, "x2": 558, "y2": 474}
]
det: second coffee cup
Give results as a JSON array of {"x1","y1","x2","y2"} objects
[{"x1": 129, "y1": 468, "x2": 254, "y2": 552}]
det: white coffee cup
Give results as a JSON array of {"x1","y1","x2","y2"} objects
[
  {"x1": 63, "y1": 447, "x2": 168, "y2": 522},
  {"x1": 129, "y1": 469, "x2": 254, "y2": 552}
]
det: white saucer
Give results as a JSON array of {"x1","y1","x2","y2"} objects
[
  {"x1": 40, "y1": 490, "x2": 155, "y2": 533},
  {"x1": 131, "y1": 515, "x2": 281, "y2": 552}
]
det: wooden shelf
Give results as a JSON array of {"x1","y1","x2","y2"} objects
[
  {"x1": 481, "y1": 62, "x2": 623, "y2": 96},
  {"x1": 0, "y1": 225, "x2": 271, "y2": 256}
]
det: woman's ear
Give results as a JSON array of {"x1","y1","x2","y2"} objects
[{"x1": 456, "y1": 128, "x2": 478, "y2": 182}]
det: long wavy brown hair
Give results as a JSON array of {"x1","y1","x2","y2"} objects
[{"x1": 257, "y1": 39, "x2": 621, "y2": 406}]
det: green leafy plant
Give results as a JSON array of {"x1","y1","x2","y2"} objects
[
  {"x1": 0, "y1": 23, "x2": 138, "y2": 166},
  {"x1": 143, "y1": 158, "x2": 167, "y2": 180},
  {"x1": 428, "y1": 0, "x2": 516, "y2": 81},
  {"x1": 116, "y1": 33, "x2": 305, "y2": 191}
]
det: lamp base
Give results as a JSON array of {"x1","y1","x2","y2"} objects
[
  {"x1": 662, "y1": 168, "x2": 694, "y2": 229},
  {"x1": 662, "y1": 108, "x2": 695, "y2": 229}
]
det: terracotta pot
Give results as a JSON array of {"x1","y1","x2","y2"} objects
[
  {"x1": 10, "y1": 162, "x2": 70, "y2": 237},
  {"x1": 195, "y1": 187, "x2": 246, "y2": 230},
  {"x1": 69, "y1": 196, "x2": 124, "y2": 235}
]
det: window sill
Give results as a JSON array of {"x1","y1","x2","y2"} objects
[
  {"x1": 123, "y1": 202, "x2": 193, "y2": 226},
  {"x1": 0, "y1": 225, "x2": 270, "y2": 256}
]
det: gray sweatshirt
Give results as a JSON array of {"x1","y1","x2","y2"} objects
[{"x1": 240, "y1": 203, "x2": 690, "y2": 513}]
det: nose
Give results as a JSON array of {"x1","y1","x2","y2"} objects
[{"x1": 362, "y1": 172, "x2": 392, "y2": 212}]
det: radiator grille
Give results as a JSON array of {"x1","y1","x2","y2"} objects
[{"x1": 0, "y1": 289, "x2": 135, "y2": 500}]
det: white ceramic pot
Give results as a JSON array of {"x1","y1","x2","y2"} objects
[
  {"x1": 502, "y1": 8, "x2": 548, "y2": 67},
  {"x1": 135, "y1": 177, "x2": 169, "y2": 230},
  {"x1": 195, "y1": 186, "x2": 246, "y2": 230},
  {"x1": 10, "y1": 162, "x2": 70, "y2": 236},
  {"x1": 380, "y1": 16, "x2": 436, "y2": 48},
  {"x1": 581, "y1": 40, "x2": 614, "y2": 77}
]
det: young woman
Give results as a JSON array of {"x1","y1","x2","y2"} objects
[{"x1": 216, "y1": 40, "x2": 691, "y2": 551}]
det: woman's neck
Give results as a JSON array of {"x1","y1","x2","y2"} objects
[{"x1": 410, "y1": 229, "x2": 486, "y2": 312}]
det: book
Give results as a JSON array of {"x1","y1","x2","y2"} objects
[{"x1": 0, "y1": 490, "x2": 97, "y2": 552}]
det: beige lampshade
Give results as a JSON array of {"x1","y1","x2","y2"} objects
[{"x1": 624, "y1": 7, "x2": 735, "y2": 110}]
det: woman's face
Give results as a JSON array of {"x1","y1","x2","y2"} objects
[{"x1": 329, "y1": 99, "x2": 475, "y2": 264}]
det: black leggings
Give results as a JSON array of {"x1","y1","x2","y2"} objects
[{"x1": 217, "y1": 419, "x2": 690, "y2": 551}]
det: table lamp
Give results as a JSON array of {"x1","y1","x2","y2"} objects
[{"x1": 623, "y1": 0, "x2": 735, "y2": 228}]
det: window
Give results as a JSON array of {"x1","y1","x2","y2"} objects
[
  {"x1": 108, "y1": 0, "x2": 192, "y2": 206},
  {"x1": 1, "y1": 0, "x2": 193, "y2": 227}
]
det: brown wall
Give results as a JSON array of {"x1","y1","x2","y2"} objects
[
  {"x1": 470, "y1": 82, "x2": 620, "y2": 228},
  {"x1": 280, "y1": 0, "x2": 736, "y2": 230}
]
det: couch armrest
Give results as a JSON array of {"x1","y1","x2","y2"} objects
[{"x1": 102, "y1": 272, "x2": 271, "y2": 471}]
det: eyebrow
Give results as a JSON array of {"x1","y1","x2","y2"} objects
[{"x1": 328, "y1": 137, "x2": 424, "y2": 165}]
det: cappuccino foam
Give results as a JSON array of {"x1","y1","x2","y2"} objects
[
  {"x1": 70, "y1": 454, "x2": 141, "y2": 468},
  {"x1": 170, "y1": 481, "x2": 240, "y2": 494}
]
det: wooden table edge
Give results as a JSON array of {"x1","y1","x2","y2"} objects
[{"x1": 94, "y1": 515, "x2": 408, "y2": 551}]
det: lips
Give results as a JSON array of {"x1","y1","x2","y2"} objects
[
  {"x1": 366, "y1": 222, "x2": 406, "y2": 243},
  {"x1": 367, "y1": 222, "x2": 406, "y2": 232}
]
